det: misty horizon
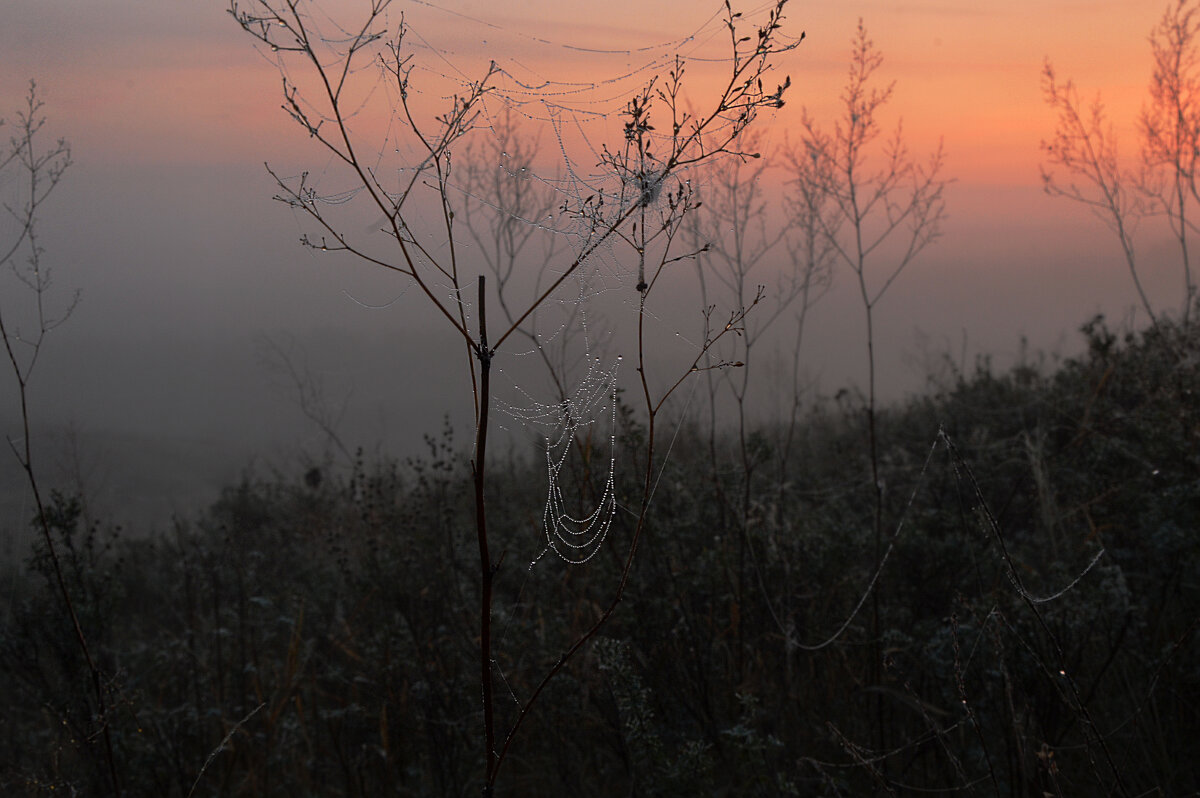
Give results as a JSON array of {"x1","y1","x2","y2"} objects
[{"x1": 1, "y1": 0, "x2": 1191, "y2": 537}]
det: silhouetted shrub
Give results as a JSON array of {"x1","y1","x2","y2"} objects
[{"x1": 2, "y1": 313, "x2": 1197, "y2": 795}]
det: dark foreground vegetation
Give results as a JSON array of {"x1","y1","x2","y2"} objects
[{"x1": 3, "y1": 314, "x2": 1198, "y2": 797}]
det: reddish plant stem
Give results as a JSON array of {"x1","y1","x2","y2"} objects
[{"x1": 472, "y1": 275, "x2": 497, "y2": 793}]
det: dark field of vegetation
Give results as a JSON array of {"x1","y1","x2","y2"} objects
[{"x1": 3, "y1": 314, "x2": 1196, "y2": 797}]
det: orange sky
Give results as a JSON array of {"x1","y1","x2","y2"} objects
[
  {"x1": 0, "y1": 0, "x2": 1169, "y2": 180},
  {"x1": 0, "y1": 0, "x2": 1192, "y2": 476},
  {"x1": 0, "y1": 2, "x2": 1183, "y2": 345}
]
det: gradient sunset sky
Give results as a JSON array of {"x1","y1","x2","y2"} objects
[
  {"x1": 0, "y1": 0, "x2": 1188, "y2": 527},
  {"x1": 1, "y1": 1, "x2": 1165, "y2": 175}
]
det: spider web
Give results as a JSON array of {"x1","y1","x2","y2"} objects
[
  {"x1": 495, "y1": 308, "x2": 621, "y2": 566},
  {"x1": 251, "y1": 0, "x2": 797, "y2": 567}
]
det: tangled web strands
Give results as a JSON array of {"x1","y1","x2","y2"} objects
[
  {"x1": 393, "y1": 0, "x2": 796, "y2": 109},
  {"x1": 256, "y1": 0, "x2": 798, "y2": 191},
  {"x1": 499, "y1": 353, "x2": 621, "y2": 566}
]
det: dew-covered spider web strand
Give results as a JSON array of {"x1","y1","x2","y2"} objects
[
  {"x1": 795, "y1": 432, "x2": 941, "y2": 652},
  {"x1": 374, "y1": 0, "x2": 794, "y2": 206},
  {"x1": 497, "y1": 348, "x2": 621, "y2": 566},
  {"x1": 941, "y1": 429, "x2": 1108, "y2": 605},
  {"x1": 540, "y1": 366, "x2": 618, "y2": 565}
]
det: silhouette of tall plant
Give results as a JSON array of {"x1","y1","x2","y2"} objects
[
  {"x1": 1, "y1": 83, "x2": 122, "y2": 795},
  {"x1": 686, "y1": 130, "x2": 831, "y2": 677},
  {"x1": 229, "y1": 0, "x2": 798, "y2": 790},
  {"x1": 1043, "y1": 0, "x2": 1200, "y2": 330},
  {"x1": 787, "y1": 18, "x2": 947, "y2": 763}
]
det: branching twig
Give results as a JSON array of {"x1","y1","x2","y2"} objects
[{"x1": 0, "y1": 82, "x2": 121, "y2": 796}]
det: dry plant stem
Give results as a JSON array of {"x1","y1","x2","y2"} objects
[
  {"x1": 472, "y1": 275, "x2": 497, "y2": 787},
  {"x1": 1041, "y1": 0, "x2": 1200, "y2": 334},
  {"x1": 1040, "y1": 62, "x2": 1159, "y2": 331},
  {"x1": 688, "y1": 145, "x2": 825, "y2": 672},
  {"x1": 3, "y1": 364, "x2": 121, "y2": 798},
  {"x1": 1141, "y1": 0, "x2": 1200, "y2": 327},
  {"x1": 780, "y1": 160, "x2": 835, "y2": 479},
  {"x1": 0, "y1": 83, "x2": 121, "y2": 797},
  {"x1": 792, "y1": 18, "x2": 946, "y2": 767}
]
